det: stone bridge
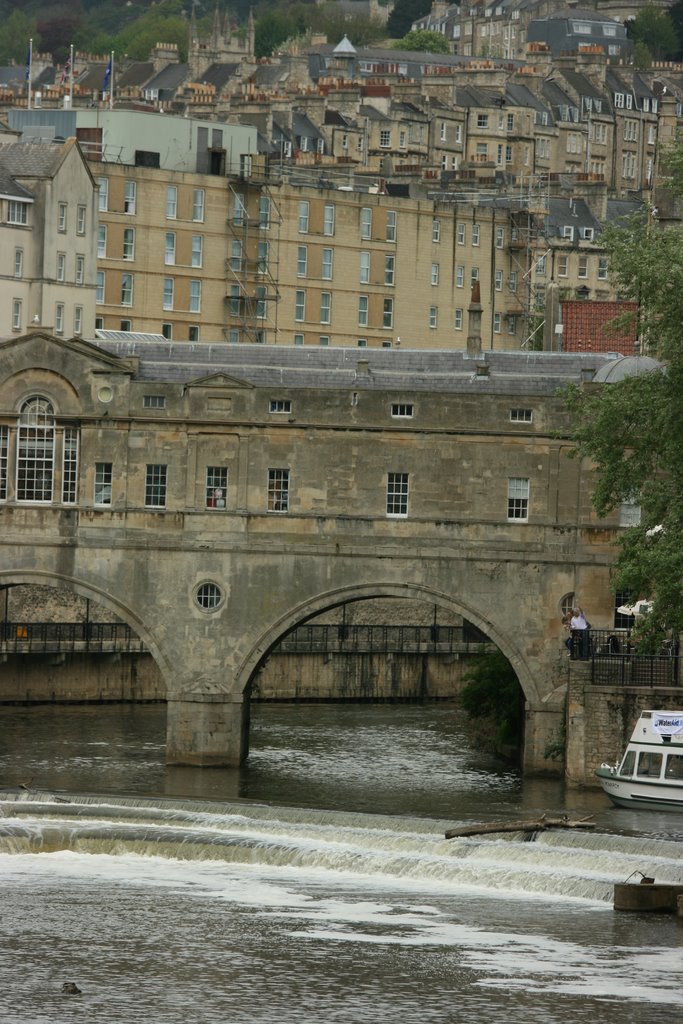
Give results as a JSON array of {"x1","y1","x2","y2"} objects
[{"x1": 0, "y1": 330, "x2": 621, "y2": 772}]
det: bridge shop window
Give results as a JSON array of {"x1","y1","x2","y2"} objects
[
  {"x1": 94, "y1": 462, "x2": 113, "y2": 506},
  {"x1": 391, "y1": 403, "x2": 413, "y2": 418},
  {"x1": 0, "y1": 426, "x2": 8, "y2": 500},
  {"x1": 145, "y1": 464, "x2": 167, "y2": 509},
  {"x1": 507, "y1": 477, "x2": 529, "y2": 521},
  {"x1": 510, "y1": 408, "x2": 532, "y2": 423},
  {"x1": 195, "y1": 582, "x2": 223, "y2": 611},
  {"x1": 269, "y1": 399, "x2": 292, "y2": 414},
  {"x1": 13, "y1": 396, "x2": 80, "y2": 505},
  {"x1": 206, "y1": 467, "x2": 227, "y2": 509},
  {"x1": 267, "y1": 468, "x2": 289, "y2": 513},
  {"x1": 386, "y1": 472, "x2": 409, "y2": 517}
]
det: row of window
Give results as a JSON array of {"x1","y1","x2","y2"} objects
[
  {"x1": 97, "y1": 179, "x2": 205, "y2": 222},
  {"x1": 294, "y1": 201, "x2": 397, "y2": 242},
  {"x1": 97, "y1": 227, "x2": 205, "y2": 268},
  {"x1": 10, "y1": 300, "x2": 83, "y2": 335},
  {"x1": 95, "y1": 272, "x2": 201, "y2": 312}
]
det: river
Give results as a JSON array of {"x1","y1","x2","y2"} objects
[{"x1": 1, "y1": 701, "x2": 682, "y2": 1024}]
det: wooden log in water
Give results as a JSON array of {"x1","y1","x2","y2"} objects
[{"x1": 445, "y1": 815, "x2": 595, "y2": 839}]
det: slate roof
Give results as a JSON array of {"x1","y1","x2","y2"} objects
[
  {"x1": 199, "y1": 62, "x2": 240, "y2": 90},
  {"x1": 91, "y1": 339, "x2": 615, "y2": 396},
  {"x1": 0, "y1": 140, "x2": 66, "y2": 180},
  {"x1": 547, "y1": 197, "x2": 602, "y2": 237},
  {"x1": 143, "y1": 64, "x2": 189, "y2": 96},
  {"x1": 117, "y1": 62, "x2": 156, "y2": 89}
]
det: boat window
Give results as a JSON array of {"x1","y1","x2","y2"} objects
[
  {"x1": 619, "y1": 750, "x2": 635, "y2": 776},
  {"x1": 664, "y1": 754, "x2": 683, "y2": 779},
  {"x1": 636, "y1": 752, "x2": 662, "y2": 777}
]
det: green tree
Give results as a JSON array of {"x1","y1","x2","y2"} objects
[
  {"x1": 566, "y1": 186, "x2": 683, "y2": 636},
  {"x1": 114, "y1": 0, "x2": 188, "y2": 61},
  {"x1": 460, "y1": 651, "x2": 523, "y2": 750},
  {"x1": 394, "y1": 29, "x2": 450, "y2": 53},
  {"x1": 628, "y1": 5, "x2": 678, "y2": 61},
  {"x1": 255, "y1": 11, "x2": 303, "y2": 58},
  {"x1": 387, "y1": 0, "x2": 431, "y2": 39},
  {"x1": 0, "y1": 10, "x2": 41, "y2": 65}
]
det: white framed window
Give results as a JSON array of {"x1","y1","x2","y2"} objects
[
  {"x1": 143, "y1": 395, "x2": 166, "y2": 409},
  {"x1": 322, "y1": 248, "x2": 333, "y2": 280},
  {"x1": 294, "y1": 334, "x2": 304, "y2": 346},
  {"x1": 598, "y1": 257, "x2": 608, "y2": 280},
  {"x1": 206, "y1": 467, "x2": 228, "y2": 509},
  {"x1": 429, "y1": 305, "x2": 438, "y2": 328},
  {"x1": 14, "y1": 247, "x2": 23, "y2": 278},
  {"x1": 94, "y1": 462, "x2": 113, "y2": 506},
  {"x1": 267, "y1": 468, "x2": 289, "y2": 513},
  {"x1": 385, "y1": 255, "x2": 395, "y2": 286},
  {"x1": 358, "y1": 295, "x2": 368, "y2": 327},
  {"x1": 12, "y1": 298, "x2": 21, "y2": 331},
  {"x1": 55, "y1": 303, "x2": 64, "y2": 334},
  {"x1": 471, "y1": 267, "x2": 479, "y2": 285},
  {"x1": 165, "y1": 232, "x2": 176, "y2": 265},
  {"x1": 17, "y1": 397, "x2": 55, "y2": 502},
  {"x1": 298, "y1": 200, "x2": 309, "y2": 233},
  {"x1": 192, "y1": 188, "x2": 205, "y2": 222},
  {"x1": 493, "y1": 312, "x2": 501, "y2": 333},
  {"x1": 383, "y1": 298, "x2": 393, "y2": 329},
  {"x1": 558, "y1": 255, "x2": 568, "y2": 277},
  {"x1": 233, "y1": 193, "x2": 246, "y2": 226},
  {"x1": 145, "y1": 464, "x2": 167, "y2": 508},
  {"x1": 472, "y1": 224, "x2": 480, "y2": 246},
  {"x1": 230, "y1": 239, "x2": 242, "y2": 272},
  {"x1": 386, "y1": 472, "x2": 408, "y2": 517},
  {"x1": 510, "y1": 408, "x2": 532, "y2": 422},
  {"x1": 76, "y1": 254, "x2": 85, "y2": 285},
  {"x1": 257, "y1": 240, "x2": 269, "y2": 275},
  {"x1": 508, "y1": 271, "x2": 517, "y2": 292},
  {"x1": 432, "y1": 219, "x2": 441, "y2": 242},
  {"x1": 386, "y1": 210, "x2": 396, "y2": 242},
  {"x1": 57, "y1": 252, "x2": 66, "y2": 282},
  {"x1": 495, "y1": 269, "x2": 503, "y2": 291},
  {"x1": 323, "y1": 203, "x2": 335, "y2": 236},
  {"x1": 122, "y1": 229, "x2": 135, "y2": 262},
  {"x1": 495, "y1": 227, "x2": 504, "y2": 248},
  {"x1": 189, "y1": 325, "x2": 200, "y2": 342},
  {"x1": 161, "y1": 323, "x2": 173, "y2": 340},
  {"x1": 166, "y1": 186, "x2": 177, "y2": 219},
  {"x1": 319, "y1": 336, "x2": 329, "y2": 347},
  {"x1": 440, "y1": 122, "x2": 447, "y2": 142},
  {"x1": 477, "y1": 114, "x2": 488, "y2": 128},
  {"x1": 96, "y1": 271, "x2": 105, "y2": 304},
  {"x1": 124, "y1": 180, "x2": 136, "y2": 214},
  {"x1": 259, "y1": 195, "x2": 270, "y2": 228},
  {"x1": 77, "y1": 205, "x2": 86, "y2": 235},
  {"x1": 97, "y1": 177, "x2": 108, "y2": 212},
  {"x1": 578, "y1": 256, "x2": 588, "y2": 279},
  {"x1": 8, "y1": 200, "x2": 28, "y2": 225},
  {"x1": 163, "y1": 277, "x2": 174, "y2": 311},
  {"x1": 62, "y1": 429, "x2": 78, "y2": 504},
  {"x1": 431, "y1": 263, "x2": 439, "y2": 286},
  {"x1": 121, "y1": 273, "x2": 133, "y2": 306},
  {"x1": 391, "y1": 403, "x2": 413, "y2": 418},
  {"x1": 507, "y1": 477, "x2": 529, "y2": 520},
  {"x1": 189, "y1": 280, "x2": 201, "y2": 313},
  {"x1": 456, "y1": 266, "x2": 464, "y2": 287},
  {"x1": 295, "y1": 289, "x2": 305, "y2": 322},
  {"x1": 58, "y1": 203, "x2": 67, "y2": 232},
  {"x1": 360, "y1": 251, "x2": 370, "y2": 284},
  {"x1": 457, "y1": 223, "x2": 465, "y2": 245},
  {"x1": 379, "y1": 129, "x2": 391, "y2": 148},
  {"x1": 97, "y1": 225, "x2": 107, "y2": 258},
  {"x1": 192, "y1": 235, "x2": 203, "y2": 268},
  {"x1": 320, "y1": 291, "x2": 331, "y2": 324},
  {"x1": 454, "y1": 308, "x2": 463, "y2": 330},
  {"x1": 297, "y1": 245, "x2": 308, "y2": 277},
  {"x1": 269, "y1": 399, "x2": 292, "y2": 414},
  {"x1": 74, "y1": 306, "x2": 83, "y2": 334},
  {"x1": 361, "y1": 207, "x2": 372, "y2": 240}
]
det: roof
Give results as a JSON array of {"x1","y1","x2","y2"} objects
[
  {"x1": 90, "y1": 339, "x2": 617, "y2": 397},
  {"x1": 561, "y1": 301, "x2": 638, "y2": 356},
  {"x1": 593, "y1": 355, "x2": 661, "y2": 382},
  {"x1": 0, "y1": 139, "x2": 70, "y2": 183}
]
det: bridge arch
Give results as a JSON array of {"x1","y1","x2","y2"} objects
[
  {"x1": 236, "y1": 581, "x2": 542, "y2": 706},
  {"x1": 0, "y1": 569, "x2": 173, "y2": 685}
]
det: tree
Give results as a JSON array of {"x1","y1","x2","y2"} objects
[
  {"x1": 387, "y1": 0, "x2": 431, "y2": 39},
  {"x1": 460, "y1": 651, "x2": 523, "y2": 750},
  {"x1": 566, "y1": 183, "x2": 683, "y2": 638},
  {"x1": 628, "y1": 6, "x2": 678, "y2": 61},
  {"x1": 394, "y1": 29, "x2": 450, "y2": 53},
  {"x1": 0, "y1": 10, "x2": 41, "y2": 65}
]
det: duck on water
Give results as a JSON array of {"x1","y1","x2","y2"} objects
[{"x1": 596, "y1": 709, "x2": 683, "y2": 811}]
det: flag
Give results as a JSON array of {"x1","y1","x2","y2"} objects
[
  {"x1": 25, "y1": 43, "x2": 31, "y2": 81},
  {"x1": 60, "y1": 55, "x2": 71, "y2": 85},
  {"x1": 103, "y1": 55, "x2": 112, "y2": 94}
]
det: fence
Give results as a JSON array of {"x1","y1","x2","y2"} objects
[
  {"x1": 276, "y1": 623, "x2": 492, "y2": 655},
  {"x1": 585, "y1": 629, "x2": 681, "y2": 688},
  {"x1": 0, "y1": 622, "x2": 146, "y2": 655}
]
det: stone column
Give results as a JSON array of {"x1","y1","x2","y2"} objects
[
  {"x1": 166, "y1": 691, "x2": 250, "y2": 766},
  {"x1": 522, "y1": 701, "x2": 565, "y2": 776}
]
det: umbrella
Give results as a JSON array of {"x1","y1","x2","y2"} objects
[{"x1": 617, "y1": 600, "x2": 653, "y2": 617}]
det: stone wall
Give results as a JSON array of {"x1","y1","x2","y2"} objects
[{"x1": 0, "y1": 653, "x2": 164, "y2": 703}]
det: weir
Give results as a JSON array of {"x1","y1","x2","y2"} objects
[{"x1": 0, "y1": 332, "x2": 625, "y2": 775}]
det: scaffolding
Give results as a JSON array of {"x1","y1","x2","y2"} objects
[
  {"x1": 225, "y1": 179, "x2": 281, "y2": 344},
  {"x1": 506, "y1": 174, "x2": 551, "y2": 350}
]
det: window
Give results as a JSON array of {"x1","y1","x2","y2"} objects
[
  {"x1": 143, "y1": 394, "x2": 166, "y2": 411},
  {"x1": 55, "y1": 303, "x2": 64, "y2": 334},
  {"x1": 386, "y1": 210, "x2": 396, "y2": 242},
  {"x1": 120, "y1": 225, "x2": 134, "y2": 261},
  {"x1": 62, "y1": 429, "x2": 78, "y2": 504},
  {"x1": 471, "y1": 267, "x2": 479, "y2": 285},
  {"x1": 477, "y1": 114, "x2": 489, "y2": 128},
  {"x1": 165, "y1": 232, "x2": 176, "y2": 265},
  {"x1": 73, "y1": 306, "x2": 82, "y2": 335},
  {"x1": 196, "y1": 582, "x2": 222, "y2": 609},
  {"x1": 379, "y1": 129, "x2": 391, "y2": 148},
  {"x1": 384, "y1": 255, "x2": 395, "y2": 286},
  {"x1": 557, "y1": 255, "x2": 568, "y2": 277},
  {"x1": 268, "y1": 468, "x2": 289, "y2": 512},
  {"x1": 121, "y1": 273, "x2": 133, "y2": 306},
  {"x1": 507, "y1": 316, "x2": 516, "y2": 335},
  {"x1": 391, "y1": 403, "x2": 413, "y2": 418},
  {"x1": 476, "y1": 143, "x2": 488, "y2": 159},
  {"x1": 429, "y1": 305, "x2": 438, "y2": 328},
  {"x1": 536, "y1": 254, "x2": 546, "y2": 276},
  {"x1": 361, "y1": 207, "x2": 372, "y2": 240},
  {"x1": 454, "y1": 308, "x2": 463, "y2": 330},
  {"x1": 189, "y1": 280, "x2": 201, "y2": 313},
  {"x1": 270, "y1": 399, "x2": 292, "y2": 414},
  {"x1": 14, "y1": 248, "x2": 23, "y2": 278},
  {"x1": 493, "y1": 312, "x2": 501, "y2": 333},
  {"x1": 322, "y1": 248, "x2": 333, "y2": 280},
  {"x1": 8, "y1": 201, "x2": 28, "y2": 225},
  {"x1": 295, "y1": 290, "x2": 306, "y2": 322},
  {"x1": 386, "y1": 472, "x2": 408, "y2": 517},
  {"x1": 97, "y1": 178, "x2": 108, "y2": 212},
  {"x1": 457, "y1": 223, "x2": 465, "y2": 245},
  {"x1": 230, "y1": 239, "x2": 243, "y2": 272},
  {"x1": 495, "y1": 269, "x2": 503, "y2": 291},
  {"x1": 58, "y1": 203, "x2": 67, "y2": 232},
  {"x1": 510, "y1": 408, "x2": 532, "y2": 422},
  {"x1": 257, "y1": 240, "x2": 269, "y2": 275},
  {"x1": 0, "y1": 425, "x2": 7, "y2": 499},
  {"x1": 259, "y1": 195, "x2": 270, "y2": 229},
  {"x1": 297, "y1": 245, "x2": 308, "y2": 277},
  {"x1": 12, "y1": 298, "x2": 21, "y2": 331},
  {"x1": 57, "y1": 253, "x2": 66, "y2": 282},
  {"x1": 507, "y1": 477, "x2": 529, "y2": 520},
  {"x1": 96, "y1": 271, "x2": 105, "y2": 303},
  {"x1": 357, "y1": 338, "x2": 366, "y2": 348},
  {"x1": 319, "y1": 336, "x2": 329, "y2": 347},
  {"x1": 578, "y1": 256, "x2": 588, "y2": 279},
  {"x1": 456, "y1": 266, "x2": 464, "y2": 288},
  {"x1": 206, "y1": 467, "x2": 227, "y2": 509},
  {"x1": 298, "y1": 201, "x2": 309, "y2": 233},
  {"x1": 77, "y1": 205, "x2": 86, "y2": 235},
  {"x1": 229, "y1": 285, "x2": 241, "y2": 316},
  {"x1": 145, "y1": 464, "x2": 167, "y2": 508},
  {"x1": 97, "y1": 225, "x2": 107, "y2": 258},
  {"x1": 124, "y1": 180, "x2": 136, "y2": 214},
  {"x1": 619, "y1": 499, "x2": 641, "y2": 527},
  {"x1": 598, "y1": 257, "x2": 608, "y2": 280},
  {"x1": 495, "y1": 227, "x2": 504, "y2": 248},
  {"x1": 358, "y1": 295, "x2": 368, "y2": 327},
  {"x1": 319, "y1": 292, "x2": 332, "y2": 325},
  {"x1": 294, "y1": 334, "x2": 304, "y2": 346},
  {"x1": 163, "y1": 278, "x2": 174, "y2": 311},
  {"x1": 120, "y1": 319, "x2": 132, "y2": 332},
  {"x1": 360, "y1": 251, "x2": 370, "y2": 284},
  {"x1": 432, "y1": 219, "x2": 441, "y2": 242},
  {"x1": 431, "y1": 263, "x2": 439, "y2": 286},
  {"x1": 17, "y1": 397, "x2": 54, "y2": 503},
  {"x1": 166, "y1": 186, "x2": 177, "y2": 219},
  {"x1": 192, "y1": 188, "x2": 205, "y2": 222},
  {"x1": 323, "y1": 203, "x2": 335, "y2": 236},
  {"x1": 508, "y1": 271, "x2": 517, "y2": 292},
  {"x1": 192, "y1": 235, "x2": 203, "y2": 268},
  {"x1": 189, "y1": 325, "x2": 200, "y2": 342},
  {"x1": 472, "y1": 224, "x2": 480, "y2": 246},
  {"x1": 383, "y1": 298, "x2": 393, "y2": 329}
]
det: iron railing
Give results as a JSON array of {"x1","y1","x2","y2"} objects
[
  {"x1": 582, "y1": 629, "x2": 681, "y2": 688},
  {"x1": 276, "y1": 623, "x2": 492, "y2": 655},
  {"x1": 0, "y1": 622, "x2": 146, "y2": 654}
]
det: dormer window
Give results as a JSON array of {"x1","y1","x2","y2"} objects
[{"x1": 562, "y1": 226, "x2": 574, "y2": 241}]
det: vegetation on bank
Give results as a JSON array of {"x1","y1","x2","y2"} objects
[{"x1": 460, "y1": 651, "x2": 524, "y2": 757}]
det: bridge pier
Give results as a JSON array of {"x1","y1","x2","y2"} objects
[
  {"x1": 523, "y1": 702, "x2": 566, "y2": 776},
  {"x1": 166, "y1": 692, "x2": 249, "y2": 767}
]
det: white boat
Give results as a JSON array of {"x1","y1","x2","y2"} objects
[{"x1": 596, "y1": 710, "x2": 683, "y2": 811}]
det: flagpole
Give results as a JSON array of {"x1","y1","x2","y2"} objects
[
  {"x1": 26, "y1": 37, "x2": 32, "y2": 110},
  {"x1": 69, "y1": 43, "x2": 74, "y2": 107},
  {"x1": 109, "y1": 51, "x2": 114, "y2": 110}
]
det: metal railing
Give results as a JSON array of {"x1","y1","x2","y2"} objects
[
  {"x1": 583, "y1": 629, "x2": 681, "y2": 688},
  {"x1": 0, "y1": 622, "x2": 146, "y2": 654},
  {"x1": 275, "y1": 623, "x2": 492, "y2": 655}
]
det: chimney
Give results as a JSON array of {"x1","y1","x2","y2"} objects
[{"x1": 466, "y1": 280, "x2": 483, "y2": 357}]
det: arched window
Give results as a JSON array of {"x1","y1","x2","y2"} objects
[{"x1": 17, "y1": 396, "x2": 55, "y2": 502}]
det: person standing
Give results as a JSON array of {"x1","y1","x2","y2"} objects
[{"x1": 570, "y1": 606, "x2": 590, "y2": 659}]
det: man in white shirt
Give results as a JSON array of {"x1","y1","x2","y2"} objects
[{"x1": 570, "y1": 607, "x2": 589, "y2": 659}]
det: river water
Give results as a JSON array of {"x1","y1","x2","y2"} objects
[{"x1": 1, "y1": 702, "x2": 682, "y2": 1024}]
